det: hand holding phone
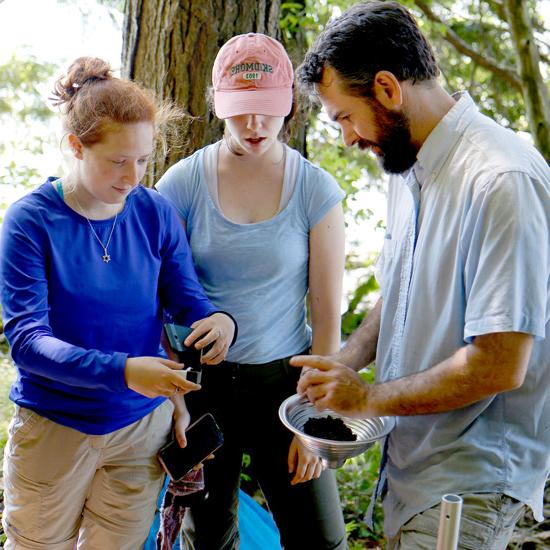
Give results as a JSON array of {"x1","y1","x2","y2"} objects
[
  {"x1": 158, "y1": 413, "x2": 224, "y2": 482},
  {"x1": 124, "y1": 356, "x2": 200, "y2": 398},
  {"x1": 186, "y1": 313, "x2": 235, "y2": 365},
  {"x1": 164, "y1": 323, "x2": 204, "y2": 383}
]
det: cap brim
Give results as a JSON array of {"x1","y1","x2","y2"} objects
[{"x1": 214, "y1": 88, "x2": 292, "y2": 119}]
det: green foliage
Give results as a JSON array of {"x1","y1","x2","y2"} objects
[
  {"x1": 0, "y1": 54, "x2": 58, "y2": 189},
  {"x1": 0, "y1": 54, "x2": 56, "y2": 122},
  {"x1": 337, "y1": 444, "x2": 385, "y2": 546},
  {"x1": 299, "y1": 0, "x2": 548, "y2": 141},
  {"x1": 280, "y1": 2, "x2": 306, "y2": 40},
  {"x1": 284, "y1": 0, "x2": 387, "y2": 202},
  {"x1": 308, "y1": 118, "x2": 384, "y2": 196},
  {"x1": 241, "y1": 452, "x2": 252, "y2": 483},
  {"x1": 336, "y1": 368, "x2": 384, "y2": 546},
  {"x1": 409, "y1": 0, "x2": 548, "y2": 133},
  {"x1": 342, "y1": 273, "x2": 379, "y2": 337},
  {"x1": 0, "y1": 138, "x2": 51, "y2": 187}
]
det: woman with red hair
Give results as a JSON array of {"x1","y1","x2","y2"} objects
[{"x1": 0, "y1": 57, "x2": 236, "y2": 549}]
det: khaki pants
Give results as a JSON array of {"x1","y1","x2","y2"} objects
[
  {"x1": 388, "y1": 492, "x2": 526, "y2": 550},
  {"x1": 2, "y1": 401, "x2": 173, "y2": 550}
]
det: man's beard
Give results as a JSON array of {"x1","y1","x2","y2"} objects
[{"x1": 359, "y1": 100, "x2": 418, "y2": 174}]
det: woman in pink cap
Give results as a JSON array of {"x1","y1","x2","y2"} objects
[{"x1": 156, "y1": 33, "x2": 347, "y2": 549}]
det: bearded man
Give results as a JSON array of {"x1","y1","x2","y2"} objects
[{"x1": 292, "y1": 2, "x2": 550, "y2": 549}]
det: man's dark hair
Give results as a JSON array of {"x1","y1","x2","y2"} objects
[{"x1": 298, "y1": 1, "x2": 439, "y2": 97}]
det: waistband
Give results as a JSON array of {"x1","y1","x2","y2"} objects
[{"x1": 201, "y1": 350, "x2": 308, "y2": 381}]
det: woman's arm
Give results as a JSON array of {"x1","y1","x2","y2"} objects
[
  {"x1": 0, "y1": 202, "x2": 201, "y2": 398},
  {"x1": 0, "y1": 207, "x2": 129, "y2": 391},
  {"x1": 289, "y1": 203, "x2": 345, "y2": 484},
  {"x1": 159, "y1": 209, "x2": 236, "y2": 363},
  {"x1": 158, "y1": 207, "x2": 218, "y2": 326},
  {"x1": 308, "y1": 203, "x2": 346, "y2": 355}
]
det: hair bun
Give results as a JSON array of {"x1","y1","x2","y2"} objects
[{"x1": 51, "y1": 57, "x2": 112, "y2": 106}]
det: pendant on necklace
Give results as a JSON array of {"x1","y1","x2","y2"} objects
[{"x1": 71, "y1": 190, "x2": 118, "y2": 265}]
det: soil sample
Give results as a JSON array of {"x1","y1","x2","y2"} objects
[{"x1": 303, "y1": 416, "x2": 357, "y2": 441}]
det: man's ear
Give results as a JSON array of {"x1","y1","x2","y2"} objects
[
  {"x1": 372, "y1": 71, "x2": 403, "y2": 110},
  {"x1": 67, "y1": 134, "x2": 84, "y2": 160}
]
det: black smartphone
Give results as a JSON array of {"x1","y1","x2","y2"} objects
[
  {"x1": 163, "y1": 323, "x2": 202, "y2": 383},
  {"x1": 158, "y1": 413, "x2": 224, "y2": 482},
  {"x1": 164, "y1": 323, "x2": 194, "y2": 354},
  {"x1": 164, "y1": 323, "x2": 217, "y2": 383}
]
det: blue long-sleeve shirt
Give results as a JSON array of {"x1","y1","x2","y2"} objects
[{"x1": 0, "y1": 179, "x2": 217, "y2": 434}]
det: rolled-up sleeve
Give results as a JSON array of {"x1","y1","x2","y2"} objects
[{"x1": 462, "y1": 172, "x2": 549, "y2": 342}]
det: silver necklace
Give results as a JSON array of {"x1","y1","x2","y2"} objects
[{"x1": 72, "y1": 193, "x2": 118, "y2": 264}]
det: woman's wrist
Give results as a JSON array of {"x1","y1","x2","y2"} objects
[
  {"x1": 208, "y1": 310, "x2": 238, "y2": 346},
  {"x1": 170, "y1": 393, "x2": 188, "y2": 416}
]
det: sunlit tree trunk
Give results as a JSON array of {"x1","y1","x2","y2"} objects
[
  {"x1": 122, "y1": 0, "x2": 282, "y2": 186},
  {"x1": 504, "y1": 0, "x2": 550, "y2": 161}
]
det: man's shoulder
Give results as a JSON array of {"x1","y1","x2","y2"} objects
[{"x1": 456, "y1": 112, "x2": 547, "y2": 181}]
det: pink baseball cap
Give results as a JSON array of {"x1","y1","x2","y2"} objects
[{"x1": 212, "y1": 33, "x2": 294, "y2": 119}]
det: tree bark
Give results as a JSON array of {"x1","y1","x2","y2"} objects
[
  {"x1": 122, "y1": 0, "x2": 282, "y2": 186},
  {"x1": 503, "y1": 0, "x2": 550, "y2": 162}
]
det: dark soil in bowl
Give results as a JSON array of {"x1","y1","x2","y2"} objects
[{"x1": 303, "y1": 416, "x2": 357, "y2": 441}]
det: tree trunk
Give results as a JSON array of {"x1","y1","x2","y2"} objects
[
  {"x1": 503, "y1": 0, "x2": 550, "y2": 162},
  {"x1": 122, "y1": 0, "x2": 282, "y2": 186}
]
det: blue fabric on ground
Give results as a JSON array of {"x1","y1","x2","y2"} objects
[
  {"x1": 144, "y1": 476, "x2": 171, "y2": 550},
  {"x1": 238, "y1": 490, "x2": 281, "y2": 550},
  {"x1": 145, "y1": 484, "x2": 281, "y2": 550}
]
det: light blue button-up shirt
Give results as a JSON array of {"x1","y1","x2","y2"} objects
[{"x1": 375, "y1": 93, "x2": 550, "y2": 537}]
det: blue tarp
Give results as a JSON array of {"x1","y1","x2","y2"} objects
[
  {"x1": 238, "y1": 490, "x2": 281, "y2": 550},
  {"x1": 145, "y1": 482, "x2": 281, "y2": 549}
]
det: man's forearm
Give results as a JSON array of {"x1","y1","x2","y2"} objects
[
  {"x1": 360, "y1": 332, "x2": 532, "y2": 417},
  {"x1": 336, "y1": 298, "x2": 382, "y2": 371}
]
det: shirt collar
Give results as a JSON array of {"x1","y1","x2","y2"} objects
[{"x1": 416, "y1": 92, "x2": 478, "y2": 182}]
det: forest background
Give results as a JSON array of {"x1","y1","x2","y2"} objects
[{"x1": 0, "y1": 0, "x2": 548, "y2": 548}]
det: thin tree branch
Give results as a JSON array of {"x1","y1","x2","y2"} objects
[
  {"x1": 535, "y1": 37, "x2": 550, "y2": 65},
  {"x1": 414, "y1": 0, "x2": 522, "y2": 91},
  {"x1": 481, "y1": 0, "x2": 550, "y2": 36},
  {"x1": 484, "y1": 0, "x2": 507, "y2": 22}
]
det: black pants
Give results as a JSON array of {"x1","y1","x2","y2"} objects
[{"x1": 184, "y1": 356, "x2": 347, "y2": 550}]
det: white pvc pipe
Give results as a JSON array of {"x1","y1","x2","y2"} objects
[{"x1": 436, "y1": 494, "x2": 463, "y2": 550}]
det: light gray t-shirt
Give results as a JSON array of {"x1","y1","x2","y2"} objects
[{"x1": 156, "y1": 143, "x2": 344, "y2": 364}]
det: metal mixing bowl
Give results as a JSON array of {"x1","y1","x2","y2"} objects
[{"x1": 279, "y1": 394, "x2": 395, "y2": 468}]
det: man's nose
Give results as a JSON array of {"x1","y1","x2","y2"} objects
[{"x1": 341, "y1": 125, "x2": 357, "y2": 148}]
